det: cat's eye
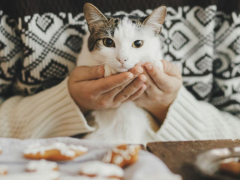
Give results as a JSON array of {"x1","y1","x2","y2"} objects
[
  {"x1": 132, "y1": 40, "x2": 143, "y2": 48},
  {"x1": 103, "y1": 38, "x2": 115, "y2": 47}
]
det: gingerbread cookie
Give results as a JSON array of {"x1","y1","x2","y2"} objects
[
  {"x1": 220, "y1": 161, "x2": 240, "y2": 175},
  {"x1": 0, "y1": 171, "x2": 60, "y2": 180},
  {"x1": 26, "y1": 159, "x2": 59, "y2": 172},
  {"x1": 103, "y1": 144, "x2": 140, "y2": 168},
  {"x1": 24, "y1": 142, "x2": 88, "y2": 161},
  {"x1": 0, "y1": 165, "x2": 8, "y2": 176},
  {"x1": 79, "y1": 161, "x2": 124, "y2": 180},
  {"x1": 61, "y1": 176, "x2": 120, "y2": 180}
]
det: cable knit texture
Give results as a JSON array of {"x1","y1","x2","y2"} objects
[
  {"x1": 156, "y1": 86, "x2": 240, "y2": 141},
  {"x1": 0, "y1": 78, "x2": 94, "y2": 138}
]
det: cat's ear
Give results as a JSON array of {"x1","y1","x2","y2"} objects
[
  {"x1": 83, "y1": 3, "x2": 108, "y2": 32},
  {"x1": 143, "y1": 6, "x2": 167, "y2": 33}
]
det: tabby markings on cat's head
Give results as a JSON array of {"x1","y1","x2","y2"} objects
[{"x1": 83, "y1": 3, "x2": 167, "y2": 72}]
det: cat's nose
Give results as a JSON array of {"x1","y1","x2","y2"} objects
[{"x1": 116, "y1": 57, "x2": 127, "y2": 64}]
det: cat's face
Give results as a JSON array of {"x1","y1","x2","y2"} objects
[{"x1": 83, "y1": 3, "x2": 167, "y2": 72}]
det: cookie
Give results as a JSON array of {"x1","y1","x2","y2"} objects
[
  {"x1": 0, "y1": 171, "x2": 60, "y2": 180},
  {"x1": 61, "y1": 176, "x2": 120, "y2": 180},
  {"x1": 102, "y1": 144, "x2": 140, "y2": 168},
  {"x1": 0, "y1": 146, "x2": 2, "y2": 154},
  {"x1": 220, "y1": 161, "x2": 240, "y2": 175},
  {"x1": 24, "y1": 142, "x2": 88, "y2": 161},
  {"x1": 79, "y1": 161, "x2": 124, "y2": 180},
  {"x1": 0, "y1": 165, "x2": 8, "y2": 176},
  {"x1": 26, "y1": 159, "x2": 59, "y2": 172}
]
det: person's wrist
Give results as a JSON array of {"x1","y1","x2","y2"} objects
[
  {"x1": 78, "y1": 104, "x2": 91, "y2": 115},
  {"x1": 150, "y1": 105, "x2": 170, "y2": 124},
  {"x1": 69, "y1": 93, "x2": 91, "y2": 115},
  {"x1": 70, "y1": 95, "x2": 92, "y2": 115},
  {"x1": 148, "y1": 95, "x2": 177, "y2": 124},
  {"x1": 67, "y1": 81, "x2": 91, "y2": 115}
]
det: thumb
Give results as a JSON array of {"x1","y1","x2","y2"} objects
[
  {"x1": 161, "y1": 60, "x2": 181, "y2": 80},
  {"x1": 70, "y1": 66, "x2": 105, "y2": 82}
]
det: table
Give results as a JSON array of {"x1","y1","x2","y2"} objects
[{"x1": 147, "y1": 140, "x2": 240, "y2": 180}]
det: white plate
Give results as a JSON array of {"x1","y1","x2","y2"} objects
[{"x1": 195, "y1": 147, "x2": 240, "y2": 180}]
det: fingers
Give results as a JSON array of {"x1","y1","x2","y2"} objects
[
  {"x1": 144, "y1": 62, "x2": 181, "y2": 92},
  {"x1": 161, "y1": 60, "x2": 182, "y2": 80},
  {"x1": 141, "y1": 66, "x2": 162, "y2": 95},
  {"x1": 70, "y1": 66, "x2": 105, "y2": 82},
  {"x1": 95, "y1": 72, "x2": 134, "y2": 94},
  {"x1": 104, "y1": 63, "x2": 144, "y2": 97},
  {"x1": 126, "y1": 84, "x2": 147, "y2": 101},
  {"x1": 113, "y1": 74, "x2": 147, "y2": 103}
]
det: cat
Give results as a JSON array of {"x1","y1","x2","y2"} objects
[{"x1": 77, "y1": 3, "x2": 167, "y2": 144}]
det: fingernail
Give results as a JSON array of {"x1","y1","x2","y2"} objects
[
  {"x1": 145, "y1": 64, "x2": 152, "y2": 70},
  {"x1": 138, "y1": 78, "x2": 143, "y2": 83},
  {"x1": 135, "y1": 67, "x2": 143, "y2": 75},
  {"x1": 125, "y1": 73, "x2": 134, "y2": 80},
  {"x1": 142, "y1": 84, "x2": 147, "y2": 90},
  {"x1": 138, "y1": 76, "x2": 146, "y2": 83}
]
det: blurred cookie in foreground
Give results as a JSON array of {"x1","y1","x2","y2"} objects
[
  {"x1": 103, "y1": 144, "x2": 141, "y2": 168},
  {"x1": 61, "y1": 176, "x2": 120, "y2": 180},
  {"x1": 24, "y1": 142, "x2": 88, "y2": 161},
  {"x1": 26, "y1": 159, "x2": 59, "y2": 172},
  {"x1": 220, "y1": 161, "x2": 240, "y2": 175},
  {"x1": 0, "y1": 165, "x2": 8, "y2": 176},
  {"x1": 79, "y1": 161, "x2": 124, "y2": 180},
  {"x1": 0, "y1": 146, "x2": 2, "y2": 154},
  {"x1": 0, "y1": 171, "x2": 59, "y2": 180}
]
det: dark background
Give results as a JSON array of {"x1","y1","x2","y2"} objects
[{"x1": 0, "y1": 0, "x2": 239, "y2": 19}]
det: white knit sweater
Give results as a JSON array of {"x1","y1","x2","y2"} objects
[
  {"x1": 0, "y1": 77, "x2": 239, "y2": 140},
  {"x1": 0, "y1": 78, "x2": 94, "y2": 139}
]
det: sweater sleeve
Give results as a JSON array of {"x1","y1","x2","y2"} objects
[
  {"x1": 0, "y1": 77, "x2": 94, "y2": 139},
  {"x1": 156, "y1": 86, "x2": 240, "y2": 141}
]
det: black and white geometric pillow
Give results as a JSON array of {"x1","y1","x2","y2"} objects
[{"x1": 0, "y1": 6, "x2": 239, "y2": 117}]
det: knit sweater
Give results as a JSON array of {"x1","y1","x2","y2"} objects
[{"x1": 0, "y1": 0, "x2": 240, "y2": 140}]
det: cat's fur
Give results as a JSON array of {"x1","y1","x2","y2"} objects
[{"x1": 77, "y1": 3, "x2": 167, "y2": 144}]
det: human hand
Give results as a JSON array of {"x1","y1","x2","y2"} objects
[
  {"x1": 134, "y1": 60, "x2": 182, "y2": 124},
  {"x1": 68, "y1": 63, "x2": 147, "y2": 114}
]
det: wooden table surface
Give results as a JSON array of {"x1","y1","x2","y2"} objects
[{"x1": 147, "y1": 140, "x2": 240, "y2": 180}]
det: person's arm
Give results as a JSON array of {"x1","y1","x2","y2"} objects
[
  {"x1": 157, "y1": 86, "x2": 240, "y2": 141},
  {"x1": 135, "y1": 61, "x2": 240, "y2": 141},
  {"x1": 68, "y1": 64, "x2": 147, "y2": 114},
  {"x1": 0, "y1": 64, "x2": 147, "y2": 138},
  {"x1": 134, "y1": 60, "x2": 182, "y2": 124},
  {"x1": 0, "y1": 77, "x2": 94, "y2": 139}
]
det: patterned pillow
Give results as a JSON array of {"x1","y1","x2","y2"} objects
[
  {"x1": 0, "y1": 5, "x2": 239, "y2": 117},
  {"x1": 126, "y1": 6, "x2": 216, "y2": 101},
  {"x1": 161, "y1": 6, "x2": 216, "y2": 101},
  {"x1": 211, "y1": 11, "x2": 240, "y2": 117}
]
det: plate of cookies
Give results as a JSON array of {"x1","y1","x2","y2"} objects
[
  {"x1": 0, "y1": 137, "x2": 181, "y2": 180},
  {"x1": 195, "y1": 146, "x2": 240, "y2": 180}
]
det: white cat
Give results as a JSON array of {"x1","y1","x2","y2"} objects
[{"x1": 77, "y1": 3, "x2": 167, "y2": 144}]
